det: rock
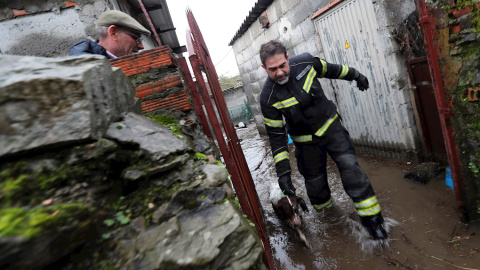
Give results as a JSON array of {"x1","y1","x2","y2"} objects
[
  {"x1": 194, "y1": 136, "x2": 212, "y2": 153},
  {"x1": 404, "y1": 162, "x2": 443, "y2": 184},
  {"x1": 122, "y1": 169, "x2": 144, "y2": 181},
  {"x1": 201, "y1": 164, "x2": 229, "y2": 187},
  {"x1": 152, "y1": 203, "x2": 169, "y2": 224},
  {"x1": 106, "y1": 113, "x2": 190, "y2": 163},
  {"x1": 155, "y1": 187, "x2": 227, "y2": 224},
  {"x1": 0, "y1": 55, "x2": 137, "y2": 158},
  {"x1": 135, "y1": 202, "x2": 264, "y2": 270},
  {"x1": 0, "y1": 205, "x2": 94, "y2": 270}
]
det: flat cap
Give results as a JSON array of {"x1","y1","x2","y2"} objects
[{"x1": 97, "y1": 10, "x2": 151, "y2": 36}]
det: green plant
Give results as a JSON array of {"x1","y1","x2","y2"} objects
[
  {"x1": 103, "y1": 219, "x2": 115, "y2": 227},
  {"x1": 146, "y1": 114, "x2": 183, "y2": 137},
  {"x1": 0, "y1": 203, "x2": 91, "y2": 238},
  {"x1": 468, "y1": 162, "x2": 479, "y2": 174},
  {"x1": 195, "y1": 152, "x2": 207, "y2": 160},
  {"x1": 115, "y1": 211, "x2": 131, "y2": 225}
]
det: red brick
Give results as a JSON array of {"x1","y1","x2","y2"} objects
[
  {"x1": 450, "y1": 23, "x2": 461, "y2": 34},
  {"x1": 65, "y1": 1, "x2": 76, "y2": 8},
  {"x1": 141, "y1": 91, "x2": 191, "y2": 113},
  {"x1": 110, "y1": 46, "x2": 175, "y2": 77},
  {"x1": 452, "y1": 6, "x2": 471, "y2": 18},
  {"x1": 468, "y1": 87, "x2": 480, "y2": 102},
  {"x1": 135, "y1": 76, "x2": 183, "y2": 99},
  {"x1": 13, "y1": 10, "x2": 28, "y2": 17}
]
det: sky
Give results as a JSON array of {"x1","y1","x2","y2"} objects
[{"x1": 167, "y1": 0, "x2": 258, "y2": 78}]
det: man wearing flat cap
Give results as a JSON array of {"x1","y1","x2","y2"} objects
[{"x1": 70, "y1": 10, "x2": 151, "y2": 59}]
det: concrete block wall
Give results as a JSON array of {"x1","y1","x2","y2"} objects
[
  {"x1": 223, "y1": 86, "x2": 247, "y2": 108},
  {"x1": 232, "y1": 0, "x2": 419, "y2": 149},
  {"x1": 232, "y1": 0, "x2": 332, "y2": 134},
  {"x1": 110, "y1": 46, "x2": 192, "y2": 114}
]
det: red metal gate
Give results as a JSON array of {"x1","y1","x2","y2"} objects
[
  {"x1": 415, "y1": 0, "x2": 466, "y2": 221},
  {"x1": 177, "y1": 8, "x2": 275, "y2": 270}
]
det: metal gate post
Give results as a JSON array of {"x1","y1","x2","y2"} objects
[
  {"x1": 188, "y1": 53, "x2": 253, "y2": 219},
  {"x1": 415, "y1": 0, "x2": 466, "y2": 221},
  {"x1": 176, "y1": 56, "x2": 214, "y2": 140}
]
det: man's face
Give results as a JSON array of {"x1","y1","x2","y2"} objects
[
  {"x1": 262, "y1": 53, "x2": 290, "y2": 85},
  {"x1": 115, "y1": 28, "x2": 145, "y2": 56}
]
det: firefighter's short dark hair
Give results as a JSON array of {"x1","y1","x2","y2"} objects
[{"x1": 260, "y1": 40, "x2": 287, "y2": 66}]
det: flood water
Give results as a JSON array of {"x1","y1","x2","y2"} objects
[{"x1": 236, "y1": 124, "x2": 480, "y2": 270}]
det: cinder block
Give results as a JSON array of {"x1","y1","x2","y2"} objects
[
  {"x1": 235, "y1": 52, "x2": 245, "y2": 66},
  {"x1": 287, "y1": 0, "x2": 312, "y2": 26},
  {"x1": 262, "y1": 25, "x2": 281, "y2": 43},
  {"x1": 290, "y1": 25, "x2": 305, "y2": 46},
  {"x1": 279, "y1": 0, "x2": 301, "y2": 14},
  {"x1": 251, "y1": 82, "x2": 262, "y2": 95},
  {"x1": 300, "y1": 18, "x2": 315, "y2": 40},
  {"x1": 249, "y1": 18, "x2": 263, "y2": 38},
  {"x1": 266, "y1": 2, "x2": 283, "y2": 24},
  {"x1": 242, "y1": 73, "x2": 251, "y2": 86}
]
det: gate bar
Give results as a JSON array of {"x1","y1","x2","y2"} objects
[
  {"x1": 415, "y1": 0, "x2": 466, "y2": 221},
  {"x1": 188, "y1": 53, "x2": 253, "y2": 219},
  {"x1": 177, "y1": 56, "x2": 214, "y2": 140}
]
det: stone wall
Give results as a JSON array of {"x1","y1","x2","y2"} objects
[
  {"x1": 0, "y1": 54, "x2": 265, "y2": 269},
  {"x1": 423, "y1": 0, "x2": 480, "y2": 221}
]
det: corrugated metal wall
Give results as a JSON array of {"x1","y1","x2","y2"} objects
[{"x1": 314, "y1": 0, "x2": 416, "y2": 158}]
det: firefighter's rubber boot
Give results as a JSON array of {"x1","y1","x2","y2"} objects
[{"x1": 360, "y1": 214, "x2": 388, "y2": 240}]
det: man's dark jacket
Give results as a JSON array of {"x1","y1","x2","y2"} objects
[
  {"x1": 260, "y1": 53, "x2": 360, "y2": 177},
  {"x1": 69, "y1": 39, "x2": 113, "y2": 59}
]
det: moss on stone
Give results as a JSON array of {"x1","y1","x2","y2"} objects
[
  {"x1": 0, "y1": 162, "x2": 90, "y2": 207},
  {"x1": 0, "y1": 203, "x2": 92, "y2": 238},
  {"x1": 145, "y1": 114, "x2": 182, "y2": 137}
]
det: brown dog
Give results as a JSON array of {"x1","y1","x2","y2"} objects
[
  {"x1": 272, "y1": 195, "x2": 309, "y2": 228},
  {"x1": 270, "y1": 182, "x2": 309, "y2": 228}
]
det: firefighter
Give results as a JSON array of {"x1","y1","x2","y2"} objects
[
  {"x1": 69, "y1": 10, "x2": 150, "y2": 59},
  {"x1": 259, "y1": 40, "x2": 388, "y2": 240}
]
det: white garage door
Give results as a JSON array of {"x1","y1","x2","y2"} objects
[{"x1": 314, "y1": 0, "x2": 416, "y2": 156}]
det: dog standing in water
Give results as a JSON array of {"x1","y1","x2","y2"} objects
[{"x1": 270, "y1": 183, "x2": 312, "y2": 249}]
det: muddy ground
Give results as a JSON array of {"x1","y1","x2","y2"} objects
[{"x1": 236, "y1": 124, "x2": 480, "y2": 270}]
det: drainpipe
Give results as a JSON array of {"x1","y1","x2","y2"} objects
[
  {"x1": 415, "y1": 0, "x2": 466, "y2": 222},
  {"x1": 137, "y1": 0, "x2": 162, "y2": 46}
]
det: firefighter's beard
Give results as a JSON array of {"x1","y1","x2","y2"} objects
[{"x1": 274, "y1": 71, "x2": 289, "y2": 85}]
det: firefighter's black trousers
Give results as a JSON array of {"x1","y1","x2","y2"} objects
[{"x1": 295, "y1": 119, "x2": 376, "y2": 207}]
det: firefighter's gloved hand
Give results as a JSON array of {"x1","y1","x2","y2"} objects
[
  {"x1": 278, "y1": 174, "x2": 296, "y2": 196},
  {"x1": 356, "y1": 74, "x2": 369, "y2": 91}
]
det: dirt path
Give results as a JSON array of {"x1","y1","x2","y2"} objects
[{"x1": 236, "y1": 124, "x2": 480, "y2": 270}]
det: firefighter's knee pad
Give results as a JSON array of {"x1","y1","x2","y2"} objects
[{"x1": 334, "y1": 153, "x2": 358, "y2": 170}]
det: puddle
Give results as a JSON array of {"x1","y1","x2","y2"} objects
[{"x1": 236, "y1": 124, "x2": 480, "y2": 270}]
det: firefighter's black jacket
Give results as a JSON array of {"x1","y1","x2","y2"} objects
[{"x1": 260, "y1": 53, "x2": 360, "y2": 177}]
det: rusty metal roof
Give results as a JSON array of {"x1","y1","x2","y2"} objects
[
  {"x1": 228, "y1": 0, "x2": 273, "y2": 46},
  {"x1": 125, "y1": 0, "x2": 186, "y2": 53}
]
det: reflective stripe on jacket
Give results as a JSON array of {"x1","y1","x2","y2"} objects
[{"x1": 260, "y1": 53, "x2": 359, "y2": 177}]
